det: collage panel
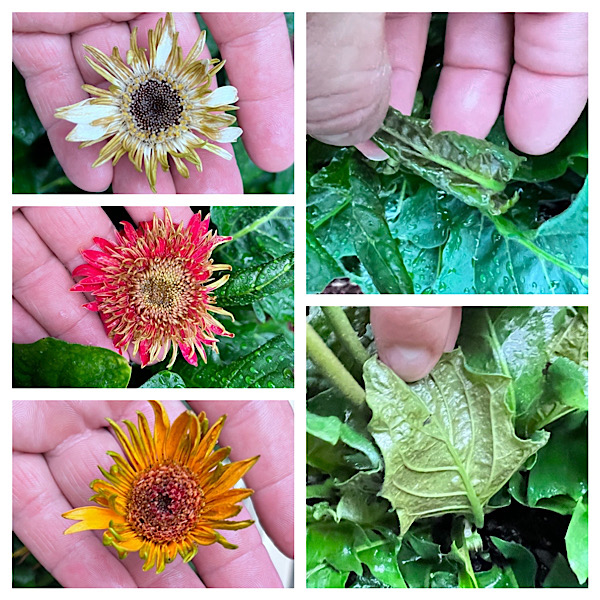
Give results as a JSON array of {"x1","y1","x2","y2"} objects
[
  {"x1": 13, "y1": 12, "x2": 294, "y2": 195},
  {"x1": 306, "y1": 12, "x2": 587, "y2": 295},
  {"x1": 306, "y1": 306, "x2": 588, "y2": 588},
  {"x1": 13, "y1": 399, "x2": 293, "y2": 587},
  {"x1": 12, "y1": 206, "x2": 294, "y2": 389}
]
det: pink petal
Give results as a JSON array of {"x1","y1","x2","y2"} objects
[{"x1": 179, "y1": 342, "x2": 198, "y2": 367}]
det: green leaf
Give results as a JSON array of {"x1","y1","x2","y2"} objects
[
  {"x1": 306, "y1": 223, "x2": 344, "y2": 293},
  {"x1": 307, "y1": 412, "x2": 381, "y2": 472},
  {"x1": 437, "y1": 179, "x2": 587, "y2": 294},
  {"x1": 543, "y1": 554, "x2": 586, "y2": 588},
  {"x1": 13, "y1": 338, "x2": 131, "y2": 387},
  {"x1": 458, "y1": 306, "x2": 588, "y2": 434},
  {"x1": 475, "y1": 565, "x2": 519, "y2": 588},
  {"x1": 307, "y1": 521, "x2": 367, "y2": 574},
  {"x1": 490, "y1": 537, "x2": 537, "y2": 587},
  {"x1": 357, "y1": 538, "x2": 407, "y2": 588},
  {"x1": 311, "y1": 153, "x2": 413, "y2": 293},
  {"x1": 173, "y1": 335, "x2": 293, "y2": 388},
  {"x1": 140, "y1": 371, "x2": 186, "y2": 388},
  {"x1": 372, "y1": 107, "x2": 525, "y2": 215},
  {"x1": 212, "y1": 206, "x2": 293, "y2": 265},
  {"x1": 526, "y1": 413, "x2": 587, "y2": 511},
  {"x1": 565, "y1": 495, "x2": 588, "y2": 584},
  {"x1": 307, "y1": 565, "x2": 349, "y2": 588},
  {"x1": 216, "y1": 252, "x2": 293, "y2": 305},
  {"x1": 364, "y1": 350, "x2": 548, "y2": 533}
]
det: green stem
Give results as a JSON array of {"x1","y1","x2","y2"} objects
[
  {"x1": 307, "y1": 324, "x2": 365, "y2": 407},
  {"x1": 322, "y1": 307, "x2": 370, "y2": 370},
  {"x1": 228, "y1": 207, "x2": 283, "y2": 242}
]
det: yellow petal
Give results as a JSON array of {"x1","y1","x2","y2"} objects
[{"x1": 62, "y1": 506, "x2": 121, "y2": 533}]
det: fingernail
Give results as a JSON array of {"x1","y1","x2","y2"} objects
[
  {"x1": 355, "y1": 140, "x2": 389, "y2": 161},
  {"x1": 380, "y1": 345, "x2": 436, "y2": 383}
]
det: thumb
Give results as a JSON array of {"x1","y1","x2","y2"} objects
[
  {"x1": 371, "y1": 307, "x2": 461, "y2": 382},
  {"x1": 307, "y1": 13, "x2": 390, "y2": 146}
]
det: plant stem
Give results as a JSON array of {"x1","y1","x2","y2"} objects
[
  {"x1": 307, "y1": 324, "x2": 365, "y2": 407},
  {"x1": 322, "y1": 307, "x2": 370, "y2": 370}
]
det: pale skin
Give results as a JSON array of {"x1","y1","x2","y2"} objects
[
  {"x1": 12, "y1": 206, "x2": 198, "y2": 362},
  {"x1": 13, "y1": 400, "x2": 294, "y2": 588},
  {"x1": 371, "y1": 307, "x2": 462, "y2": 382},
  {"x1": 307, "y1": 13, "x2": 588, "y2": 157},
  {"x1": 13, "y1": 12, "x2": 294, "y2": 193}
]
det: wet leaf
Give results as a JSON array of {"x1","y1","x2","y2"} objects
[
  {"x1": 372, "y1": 108, "x2": 525, "y2": 215},
  {"x1": 217, "y1": 252, "x2": 293, "y2": 305},
  {"x1": 13, "y1": 338, "x2": 131, "y2": 388},
  {"x1": 140, "y1": 371, "x2": 186, "y2": 388}
]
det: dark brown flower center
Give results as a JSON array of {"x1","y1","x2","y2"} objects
[
  {"x1": 127, "y1": 462, "x2": 204, "y2": 543},
  {"x1": 130, "y1": 79, "x2": 183, "y2": 134}
]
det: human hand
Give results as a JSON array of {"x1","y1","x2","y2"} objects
[
  {"x1": 13, "y1": 400, "x2": 294, "y2": 587},
  {"x1": 371, "y1": 307, "x2": 462, "y2": 382},
  {"x1": 13, "y1": 12, "x2": 293, "y2": 193},
  {"x1": 307, "y1": 13, "x2": 587, "y2": 156},
  {"x1": 12, "y1": 205, "x2": 195, "y2": 361}
]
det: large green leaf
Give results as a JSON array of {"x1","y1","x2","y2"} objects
[
  {"x1": 13, "y1": 338, "x2": 131, "y2": 387},
  {"x1": 459, "y1": 306, "x2": 588, "y2": 435},
  {"x1": 216, "y1": 252, "x2": 293, "y2": 306},
  {"x1": 364, "y1": 350, "x2": 548, "y2": 533},
  {"x1": 372, "y1": 108, "x2": 524, "y2": 215},
  {"x1": 437, "y1": 180, "x2": 587, "y2": 294}
]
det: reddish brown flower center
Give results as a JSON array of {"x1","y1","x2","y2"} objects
[{"x1": 127, "y1": 462, "x2": 204, "y2": 543}]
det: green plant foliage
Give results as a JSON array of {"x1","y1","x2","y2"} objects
[
  {"x1": 306, "y1": 305, "x2": 588, "y2": 588},
  {"x1": 172, "y1": 335, "x2": 293, "y2": 388},
  {"x1": 364, "y1": 351, "x2": 548, "y2": 533},
  {"x1": 458, "y1": 306, "x2": 588, "y2": 435},
  {"x1": 13, "y1": 535, "x2": 60, "y2": 588},
  {"x1": 13, "y1": 338, "x2": 131, "y2": 387}
]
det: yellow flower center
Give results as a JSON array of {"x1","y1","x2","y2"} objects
[
  {"x1": 129, "y1": 78, "x2": 183, "y2": 135},
  {"x1": 128, "y1": 462, "x2": 204, "y2": 543},
  {"x1": 130, "y1": 258, "x2": 199, "y2": 324}
]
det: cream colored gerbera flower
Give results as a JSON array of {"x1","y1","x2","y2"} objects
[{"x1": 55, "y1": 13, "x2": 242, "y2": 192}]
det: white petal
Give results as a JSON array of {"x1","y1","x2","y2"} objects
[
  {"x1": 201, "y1": 86, "x2": 239, "y2": 107},
  {"x1": 59, "y1": 101, "x2": 119, "y2": 124},
  {"x1": 212, "y1": 127, "x2": 243, "y2": 143},
  {"x1": 154, "y1": 17, "x2": 176, "y2": 70},
  {"x1": 66, "y1": 122, "x2": 110, "y2": 142}
]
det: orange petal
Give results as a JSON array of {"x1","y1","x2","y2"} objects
[
  {"x1": 150, "y1": 400, "x2": 170, "y2": 459},
  {"x1": 166, "y1": 410, "x2": 193, "y2": 458}
]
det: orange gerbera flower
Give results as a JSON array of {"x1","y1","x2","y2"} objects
[{"x1": 62, "y1": 401, "x2": 259, "y2": 573}]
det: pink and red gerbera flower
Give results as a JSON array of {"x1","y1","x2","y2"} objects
[{"x1": 71, "y1": 208, "x2": 233, "y2": 368}]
